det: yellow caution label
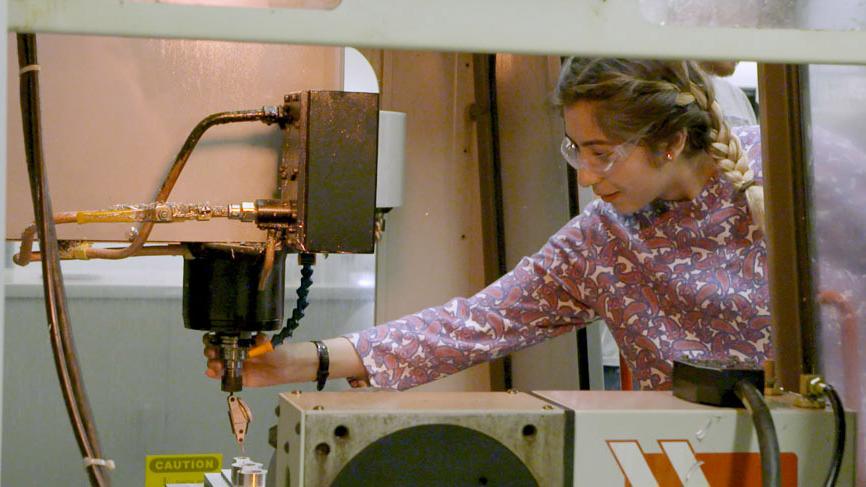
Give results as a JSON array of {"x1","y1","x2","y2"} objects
[{"x1": 145, "y1": 453, "x2": 222, "y2": 486}]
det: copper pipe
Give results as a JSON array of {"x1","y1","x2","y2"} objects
[
  {"x1": 817, "y1": 290, "x2": 861, "y2": 412},
  {"x1": 20, "y1": 244, "x2": 191, "y2": 264},
  {"x1": 202, "y1": 242, "x2": 266, "y2": 255},
  {"x1": 80, "y1": 109, "x2": 272, "y2": 260},
  {"x1": 14, "y1": 211, "x2": 79, "y2": 266},
  {"x1": 120, "y1": 244, "x2": 191, "y2": 258},
  {"x1": 18, "y1": 33, "x2": 109, "y2": 486},
  {"x1": 257, "y1": 233, "x2": 277, "y2": 291}
]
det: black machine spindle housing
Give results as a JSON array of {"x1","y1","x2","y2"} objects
[
  {"x1": 183, "y1": 245, "x2": 287, "y2": 392},
  {"x1": 183, "y1": 245, "x2": 286, "y2": 333}
]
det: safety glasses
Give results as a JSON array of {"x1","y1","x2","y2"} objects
[{"x1": 560, "y1": 135, "x2": 640, "y2": 175}]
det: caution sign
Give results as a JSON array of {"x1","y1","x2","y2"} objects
[{"x1": 145, "y1": 453, "x2": 222, "y2": 487}]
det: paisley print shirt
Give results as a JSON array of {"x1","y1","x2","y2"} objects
[{"x1": 346, "y1": 126, "x2": 771, "y2": 390}]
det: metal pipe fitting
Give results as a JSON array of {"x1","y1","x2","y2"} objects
[{"x1": 229, "y1": 202, "x2": 258, "y2": 223}]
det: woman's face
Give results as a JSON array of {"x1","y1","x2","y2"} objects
[{"x1": 563, "y1": 101, "x2": 677, "y2": 214}]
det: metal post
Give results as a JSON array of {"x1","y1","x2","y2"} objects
[{"x1": 758, "y1": 64, "x2": 817, "y2": 390}]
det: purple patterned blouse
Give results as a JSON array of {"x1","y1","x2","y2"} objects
[{"x1": 346, "y1": 126, "x2": 772, "y2": 390}]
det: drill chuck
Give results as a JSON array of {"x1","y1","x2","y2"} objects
[{"x1": 216, "y1": 334, "x2": 251, "y2": 393}]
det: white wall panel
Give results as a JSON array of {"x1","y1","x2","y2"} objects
[{"x1": 374, "y1": 51, "x2": 489, "y2": 391}]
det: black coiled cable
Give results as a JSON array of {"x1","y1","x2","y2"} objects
[
  {"x1": 271, "y1": 256, "x2": 314, "y2": 347},
  {"x1": 821, "y1": 383, "x2": 846, "y2": 487}
]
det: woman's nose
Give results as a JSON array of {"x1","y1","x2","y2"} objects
[{"x1": 576, "y1": 167, "x2": 602, "y2": 187}]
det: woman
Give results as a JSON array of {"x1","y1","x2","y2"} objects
[{"x1": 205, "y1": 58, "x2": 771, "y2": 391}]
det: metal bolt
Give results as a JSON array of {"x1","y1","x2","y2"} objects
[
  {"x1": 312, "y1": 405, "x2": 324, "y2": 411},
  {"x1": 127, "y1": 226, "x2": 139, "y2": 241},
  {"x1": 274, "y1": 406, "x2": 280, "y2": 417},
  {"x1": 291, "y1": 390, "x2": 302, "y2": 395},
  {"x1": 507, "y1": 389, "x2": 519, "y2": 395},
  {"x1": 542, "y1": 405, "x2": 554, "y2": 410},
  {"x1": 295, "y1": 422, "x2": 301, "y2": 435},
  {"x1": 283, "y1": 441, "x2": 290, "y2": 454}
]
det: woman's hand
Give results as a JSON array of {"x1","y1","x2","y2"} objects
[
  {"x1": 204, "y1": 334, "x2": 317, "y2": 388},
  {"x1": 204, "y1": 334, "x2": 368, "y2": 387}
]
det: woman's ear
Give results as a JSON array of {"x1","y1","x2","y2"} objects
[{"x1": 662, "y1": 129, "x2": 688, "y2": 162}]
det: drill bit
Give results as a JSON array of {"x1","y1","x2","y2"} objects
[{"x1": 227, "y1": 393, "x2": 253, "y2": 453}]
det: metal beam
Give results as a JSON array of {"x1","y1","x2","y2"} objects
[{"x1": 10, "y1": 0, "x2": 866, "y2": 65}]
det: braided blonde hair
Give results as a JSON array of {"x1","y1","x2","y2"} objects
[{"x1": 554, "y1": 58, "x2": 764, "y2": 230}]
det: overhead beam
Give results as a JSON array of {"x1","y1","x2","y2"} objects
[{"x1": 10, "y1": 0, "x2": 866, "y2": 65}]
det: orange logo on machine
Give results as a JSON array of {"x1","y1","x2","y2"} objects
[{"x1": 607, "y1": 439, "x2": 798, "y2": 487}]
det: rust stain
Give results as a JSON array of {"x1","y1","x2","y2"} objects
[{"x1": 10, "y1": 0, "x2": 65, "y2": 31}]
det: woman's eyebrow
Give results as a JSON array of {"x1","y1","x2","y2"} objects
[
  {"x1": 565, "y1": 134, "x2": 613, "y2": 148},
  {"x1": 579, "y1": 139, "x2": 611, "y2": 147}
]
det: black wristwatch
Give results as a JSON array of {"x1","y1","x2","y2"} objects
[{"x1": 312, "y1": 340, "x2": 330, "y2": 391}]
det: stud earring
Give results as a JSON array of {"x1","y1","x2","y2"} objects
[{"x1": 665, "y1": 152, "x2": 673, "y2": 161}]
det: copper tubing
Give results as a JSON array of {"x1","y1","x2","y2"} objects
[
  {"x1": 77, "y1": 109, "x2": 273, "y2": 261},
  {"x1": 19, "y1": 244, "x2": 191, "y2": 264},
  {"x1": 14, "y1": 211, "x2": 78, "y2": 266},
  {"x1": 257, "y1": 234, "x2": 277, "y2": 291},
  {"x1": 818, "y1": 290, "x2": 861, "y2": 412},
  {"x1": 202, "y1": 242, "x2": 266, "y2": 255},
  {"x1": 18, "y1": 34, "x2": 109, "y2": 486}
]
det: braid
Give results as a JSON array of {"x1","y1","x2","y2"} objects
[{"x1": 680, "y1": 64, "x2": 765, "y2": 230}]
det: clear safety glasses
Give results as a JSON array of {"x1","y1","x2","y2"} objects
[{"x1": 560, "y1": 135, "x2": 640, "y2": 175}]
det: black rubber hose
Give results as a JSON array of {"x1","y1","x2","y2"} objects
[
  {"x1": 734, "y1": 380, "x2": 780, "y2": 487},
  {"x1": 17, "y1": 33, "x2": 110, "y2": 486},
  {"x1": 821, "y1": 383, "x2": 845, "y2": 487},
  {"x1": 271, "y1": 256, "x2": 315, "y2": 347}
]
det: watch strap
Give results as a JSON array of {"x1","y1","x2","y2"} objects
[{"x1": 312, "y1": 340, "x2": 329, "y2": 391}]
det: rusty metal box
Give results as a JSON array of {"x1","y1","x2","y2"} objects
[{"x1": 290, "y1": 91, "x2": 379, "y2": 254}]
